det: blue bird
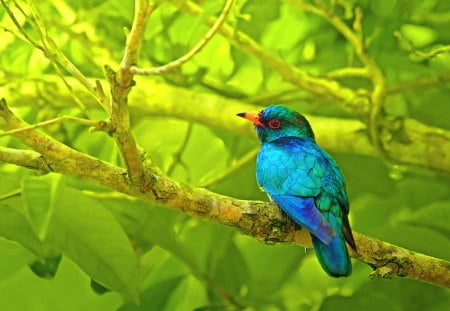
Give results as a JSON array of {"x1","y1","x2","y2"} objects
[{"x1": 237, "y1": 105, "x2": 357, "y2": 277}]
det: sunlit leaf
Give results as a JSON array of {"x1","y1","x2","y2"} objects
[
  {"x1": 0, "y1": 0, "x2": 449, "y2": 309},
  {"x1": 0, "y1": 256, "x2": 122, "y2": 311},
  {"x1": 0, "y1": 238, "x2": 36, "y2": 279},
  {"x1": 46, "y1": 186, "x2": 139, "y2": 303},
  {"x1": 0, "y1": 204, "x2": 44, "y2": 260},
  {"x1": 22, "y1": 174, "x2": 61, "y2": 237}
]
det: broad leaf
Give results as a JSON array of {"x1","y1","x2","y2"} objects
[
  {"x1": 46, "y1": 186, "x2": 139, "y2": 303},
  {"x1": 0, "y1": 204, "x2": 44, "y2": 260},
  {"x1": 118, "y1": 276, "x2": 185, "y2": 311},
  {"x1": 22, "y1": 174, "x2": 61, "y2": 237}
]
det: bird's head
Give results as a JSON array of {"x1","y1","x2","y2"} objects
[{"x1": 237, "y1": 105, "x2": 315, "y2": 143}]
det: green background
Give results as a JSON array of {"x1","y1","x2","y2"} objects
[{"x1": 0, "y1": 0, "x2": 449, "y2": 310}]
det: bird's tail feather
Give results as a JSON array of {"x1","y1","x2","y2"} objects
[
  {"x1": 311, "y1": 209, "x2": 352, "y2": 277},
  {"x1": 311, "y1": 234, "x2": 352, "y2": 277}
]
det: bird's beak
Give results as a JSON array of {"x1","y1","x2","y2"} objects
[{"x1": 236, "y1": 112, "x2": 264, "y2": 127}]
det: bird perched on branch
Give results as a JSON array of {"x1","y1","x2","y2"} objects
[{"x1": 237, "y1": 105, "x2": 357, "y2": 277}]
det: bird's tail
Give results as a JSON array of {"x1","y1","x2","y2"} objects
[
  {"x1": 310, "y1": 211, "x2": 353, "y2": 277},
  {"x1": 311, "y1": 234, "x2": 352, "y2": 277}
]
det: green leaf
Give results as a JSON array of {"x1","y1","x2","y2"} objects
[
  {"x1": 261, "y1": 3, "x2": 309, "y2": 57},
  {"x1": 118, "y1": 276, "x2": 185, "y2": 311},
  {"x1": 320, "y1": 277, "x2": 449, "y2": 311},
  {"x1": 29, "y1": 249, "x2": 62, "y2": 279},
  {"x1": 90, "y1": 278, "x2": 111, "y2": 295},
  {"x1": 371, "y1": 0, "x2": 398, "y2": 17},
  {"x1": 238, "y1": 0, "x2": 280, "y2": 40},
  {"x1": 22, "y1": 174, "x2": 61, "y2": 237},
  {"x1": 0, "y1": 204, "x2": 44, "y2": 260},
  {"x1": 0, "y1": 239, "x2": 36, "y2": 279},
  {"x1": 46, "y1": 186, "x2": 139, "y2": 303},
  {"x1": 177, "y1": 124, "x2": 230, "y2": 185},
  {"x1": 400, "y1": 24, "x2": 437, "y2": 48},
  {"x1": 0, "y1": 43, "x2": 33, "y2": 74},
  {"x1": 236, "y1": 236, "x2": 305, "y2": 302},
  {"x1": 0, "y1": 256, "x2": 122, "y2": 311}
]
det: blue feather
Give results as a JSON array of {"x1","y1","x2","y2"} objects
[
  {"x1": 269, "y1": 194, "x2": 335, "y2": 244},
  {"x1": 311, "y1": 211, "x2": 352, "y2": 276},
  {"x1": 238, "y1": 105, "x2": 357, "y2": 277}
]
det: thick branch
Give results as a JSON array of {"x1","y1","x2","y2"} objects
[
  {"x1": 0, "y1": 147, "x2": 49, "y2": 172},
  {"x1": 0, "y1": 98, "x2": 449, "y2": 288},
  {"x1": 0, "y1": 99, "x2": 129, "y2": 192},
  {"x1": 352, "y1": 232, "x2": 450, "y2": 287}
]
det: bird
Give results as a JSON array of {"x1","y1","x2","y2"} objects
[{"x1": 237, "y1": 105, "x2": 357, "y2": 277}]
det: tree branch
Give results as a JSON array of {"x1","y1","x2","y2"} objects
[
  {"x1": 162, "y1": 0, "x2": 450, "y2": 176},
  {"x1": 3, "y1": 75, "x2": 450, "y2": 174},
  {"x1": 128, "y1": 80, "x2": 450, "y2": 174},
  {"x1": 1, "y1": 98, "x2": 449, "y2": 288},
  {"x1": 289, "y1": 0, "x2": 387, "y2": 158},
  {"x1": 0, "y1": 115, "x2": 114, "y2": 138},
  {"x1": 1, "y1": 0, "x2": 108, "y2": 114},
  {"x1": 387, "y1": 69, "x2": 450, "y2": 94},
  {"x1": 131, "y1": 0, "x2": 235, "y2": 75},
  {"x1": 394, "y1": 30, "x2": 450, "y2": 62},
  {"x1": 0, "y1": 147, "x2": 49, "y2": 172},
  {"x1": 0, "y1": 98, "x2": 129, "y2": 192},
  {"x1": 166, "y1": 0, "x2": 369, "y2": 118},
  {"x1": 106, "y1": 0, "x2": 156, "y2": 189},
  {"x1": 352, "y1": 232, "x2": 450, "y2": 287}
]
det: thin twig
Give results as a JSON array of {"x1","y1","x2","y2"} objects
[
  {"x1": 199, "y1": 147, "x2": 258, "y2": 188},
  {"x1": 25, "y1": 0, "x2": 93, "y2": 116},
  {"x1": 0, "y1": 115, "x2": 114, "y2": 138},
  {"x1": 131, "y1": 0, "x2": 235, "y2": 75},
  {"x1": 0, "y1": 189, "x2": 22, "y2": 201},
  {"x1": 394, "y1": 31, "x2": 450, "y2": 62},
  {"x1": 2, "y1": 0, "x2": 109, "y2": 114},
  {"x1": 412, "y1": 45, "x2": 450, "y2": 61},
  {"x1": 167, "y1": 0, "x2": 362, "y2": 116},
  {"x1": 325, "y1": 67, "x2": 370, "y2": 79},
  {"x1": 167, "y1": 123, "x2": 193, "y2": 178},
  {"x1": 1, "y1": 0, "x2": 44, "y2": 49},
  {"x1": 290, "y1": 0, "x2": 387, "y2": 155}
]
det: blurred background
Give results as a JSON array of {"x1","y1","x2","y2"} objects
[{"x1": 0, "y1": 0, "x2": 449, "y2": 310}]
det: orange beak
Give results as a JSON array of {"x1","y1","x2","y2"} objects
[{"x1": 236, "y1": 112, "x2": 264, "y2": 127}]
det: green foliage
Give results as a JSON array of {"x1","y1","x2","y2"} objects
[
  {"x1": 0, "y1": 203, "x2": 44, "y2": 260},
  {"x1": 0, "y1": 0, "x2": 449, "y2": 310}
]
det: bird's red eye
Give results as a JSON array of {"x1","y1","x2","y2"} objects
[{"x1": 268, "y1": 118, "x2": 281, "y2": 129}]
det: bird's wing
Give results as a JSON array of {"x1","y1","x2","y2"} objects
[
  {"x1": 269, "y1": 193, "x2": 335, "y2": 244},
  {"x1": 256, "y1": 139, "x2": 336, "y2": 243}
]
